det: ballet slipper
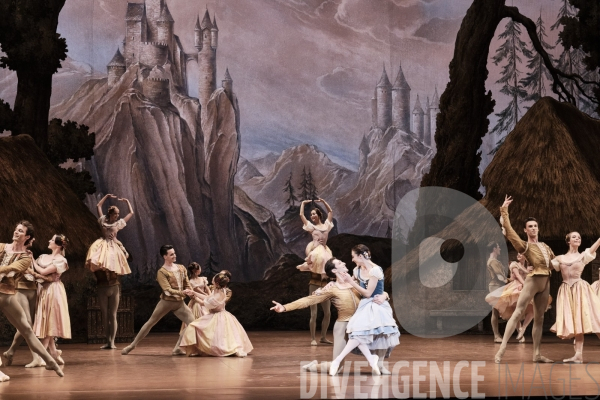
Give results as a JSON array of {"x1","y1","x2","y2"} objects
[
  {"x1": 311, "y1": 340, "x2": 318, "y2": 346},
  {"x1": 533, "y1": 355, "x2": 554, "y2": 363},
  {"x1": 121, "y1": 345, "x2": 135, "y2": 355},
  {"x1": 494, "y1": 336, "x2": 503, "y2": 343},
  {"x1": 100, "y1": 343, "x2": 117, "y2": 350},
  {"x1": 380, "y1": 366, "x2": 391, "y2": 375},
  {"x1": 235, "y1": 350, "x2": 247, "y2": 358},
  {"x1": 44, "y1": 360, "x2": 64, "y2": 377},
  {"x1": 329, "y1": 360, "x2": 341, "y2": 376},
  {"x1": 0, "y1": 371, "x2": 9, "y2": 382},
  {"x1": 519, "y1": 336, "x2": 526, "y2": 343},
  {"x1": 320, "y1": 338, "x2": 333, "y2": 345},
  {"x1": 302, "y1": 360, "x2": 318, "y2": 371},
  {"x1": 370, "y1": 355, "x2": 381, "y2": 376},
  {"x1": 494, "y1": 347, "x2": 505, "y2": 364},
  {"x1": 52, "y1": 350, "x2": 64, "y2": 365},
  {"x1": 25, "y1": 355, "x2": 46, "y2": 368},
  {"x1": 516, "y1": 328, "x2": 526, "y2": 341},
  {"x1": 563, "y1": 352, "x2": 583, "y2": 364},
  {"x1": 172, "y1": 348, "x2": 186, "y2": 356},
  {"x1": 1, "y1": 352, "x2": 13, "y2": 367}
]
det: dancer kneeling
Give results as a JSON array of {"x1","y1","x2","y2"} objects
[
  {"x1": 329, "y1": 245, "x2": 399, "y2": 376},
  {"x1": 550, "y1": 232, "x2": 600, "y2": 363},
  {"x1": 180, "y1": 270, "x2": 253, "y2": 357}
]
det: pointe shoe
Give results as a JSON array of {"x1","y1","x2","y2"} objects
[
  {"x1": 329, "y1": 360, "x2": 341, "y2": 376},
  {"x1": 53, "y1": 350, "x2": 65, "y2": 365},
  {"x1": 519, "y1": 336, "x2": 526, "y2": 343},
  {"x1": 320, "y1": 338, "x2": 333, "y2": 345},
  {"x1": 2, "y1": 352, "x2": 13, "y2": 367},
  {"x1": 380, "y1": 365, "x2": 391, "y2": 375},
  {"x1": 494, "y1": 336, "x2": 503, "y2": 343},
  {"x1": 0, "y1": 372, "x2": 10, "y2": 382},
  {"x1": 100, "y1": 343, "x2": 117, "y2": 350},
  {"x1": 25, "y1": 357, "x2": 46, "y2": 368},
  {"x1": 302, "y1": 360, "x2": 318, "y2": 371},
  {"x1": 235, "y1": 350, "x2": 247, "y2": 358},
  {"x1": 516, "y1": 328, "x2": 525, "y2": 341},
  {"x1": 172, "y1": 348, "x2": 186, "y2": 356},
  {"x1": 370, "y1": 355, "x2": 381, "y2": 376},
  {"x1": 563, "y1": 353, "x2": 583, "y2": 364},
  {"x1": 45, "y1": 361, "x2": 64, "y2": 377},
  {"x1": 311, "y1": 340, "x2": 318, "y2": 346},
  {"x1": 533, "y1": 355, "x2": 554, "y2": 363},
  {"x1": 494, "y1": 348, "x2": 505, "y2": 364},
  {"x1": 121, "y1": 345, "x2": 135, "y2": 355}
]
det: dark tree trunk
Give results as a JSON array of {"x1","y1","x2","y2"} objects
[
  {"x1": 12, "y1": 70, "x2": 53, "y2": 152},
  {"x1": 420, "y1": 0, "x2": 504, "y2": 198}
]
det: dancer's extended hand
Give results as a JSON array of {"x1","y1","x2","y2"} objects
[
  {"x1": 337, "y1": 271, "x2": 352, "y2": 283},
  {"x1": 270, "y1": 301, "x2": 285, "y2": 312},
  {"x1": 501, "y1": 195, "x2": 513, "y2": 208},
  {"x1": 373, "y1": 294, "x2": 387, "y2": 305}
]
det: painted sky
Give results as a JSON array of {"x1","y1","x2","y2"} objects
[{"x1": 6, "y1": 0, "x2": 568, "y2": 169}]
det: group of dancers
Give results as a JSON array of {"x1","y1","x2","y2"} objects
[
  {"x1": 271, "y1": 199, "x2": 400, "y2": 375},
  {"x1": 488, "y1": 195, "x2": 600, "y2": 364}
]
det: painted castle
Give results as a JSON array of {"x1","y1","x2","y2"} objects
[
  {"x1": 105, "y1": 0, "x2": 232, "y2": 110},
  {"x1": 370, "y1": 65, "x2": 439, "y2": 149}
]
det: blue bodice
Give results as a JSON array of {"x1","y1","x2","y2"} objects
[{"x1": 355, "y1": 267, "x2": 384, "y2": 297}]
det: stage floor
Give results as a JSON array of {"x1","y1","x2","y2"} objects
[{"x1": 1, "y1": 331, "x2": 600, "y2": 399}]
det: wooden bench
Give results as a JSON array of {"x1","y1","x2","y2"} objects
[{"x1": 429, "y1": 310, "x2": 491, "y2": 331}]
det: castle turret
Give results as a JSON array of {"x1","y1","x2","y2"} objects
[
  {"x1": 412, "y1": 95, "x2": 424, "y2": 141},
  {"x1": 370, "y1": 86, "x2": 377, "y2": 128},
  {"x1": 156, "y1": 2, "x2": 174, "y2": 49},
  {"x1": 376, "y1": 64, "x2": 392, "y2": 130},
  {"x1": 107, "y1": 49, "x2": 126, "y2": 87},
  {"x1": 143, "y1": 67, "x2": 170, "y2": 106},
  {"x1": 392, "y1": 64, "x2": 411, "y2": 133},
  {"x1": 429, "y1": 86, "x2": 440, "y2": 150},
  {"x1": 194, "y1": 16, "x2": 202, "y2": 51},
  {"x1": 424, "y1": 96, "x2": 431, "y2": 146},
  {"x1": 197, "y1": 9, "x2": 217, "y2": 111},
  {"x1": 222, "y1": 67, "x2": 233, "y2": 96},
  {"x1": 124, "y1": 3, "x2": 146, "y2": 66},
  {"x1": 211, "y1": 15, "x2": 219, "y2": 49},
  {"x1": 139, "y1": 41, "x2": 169, "y2": 67}
]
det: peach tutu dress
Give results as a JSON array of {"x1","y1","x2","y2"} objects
[
  {"x1": 485, "y1": 262, "x2": 533, "y2": 320},
  {"x1": 33, "y1": 255, "x2": 71, "y2": 339},
  {"x1": 591, "y1": 277, "x2": 600, "y2": 297},
  {"x1": 550, "y1": 249, "x2": 600, "y2": 339},
  {"x1": 297, "y1": 220, "x2": 334, "y2": 275},
  {"x1": 85, "y1": 216, "x2": 131, "y2": 275},
  {"x1": 179, "y1": 277, "x2": 209, "y2": 333},
  {"x1": 180, "y1": 289, "x2": 253, "y2": 357}
]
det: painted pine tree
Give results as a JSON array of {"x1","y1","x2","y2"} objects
[
  {"x1": 307, "y1": 168, "x2": 318, "y2": 200},
  {"x1": 298, "y1": 166, "x2": 310, "y2": 200},
  {"x1": 521, "y1": 11, "x2": 555, "y2": 104},
  {"x1": 282, "y1": 171, "x2": 298, "y2": 208},
  {"x1": 490, "y1": 19, "x2": 532, "y2": 152}
]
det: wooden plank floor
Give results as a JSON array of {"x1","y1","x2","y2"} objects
[{"x1": 1, "y1": 332, "x2": 600, "y2": 398}]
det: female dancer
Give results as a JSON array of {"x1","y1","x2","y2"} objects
[
  {"x1": 86, "y1": 194, "x2": 133, "y2": 349},
  {"x1": 179, "y1": 262, "x2": 209, "y2": 333},
  {"x1": 180, "y1": 270, "x2": 253, "y2": 357},
  {"x1": 329, "y1": 244, "x2": 400, "y2": 376},
  {"x1": 32, "y1": 235, "x2": 71, "y2": 365},
  {"x1": 86, "y1": 193, "x2": 134, "y2": 274},
  {"x1": 297, "y1": 198, "x2": 334, "y2": 346},
  {"x1": 486, "y1": 253, "x2": 534, "y2": 342},
  {"x1": 550, "y1": 232, "x2": 600, "y2": 363},
  {"x1": 486, "y1": 242, "x2": 507, "y2": 342},
  {"x1": 591, "y1": 270, "x2": 600, "y2": 296}
]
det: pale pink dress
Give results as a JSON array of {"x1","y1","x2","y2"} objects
[
  {"x1": 179, "y1": 277, "x2": 209, "y2": 333},
  {"x1": 486, "y1": 262, "x2": 534, "y2": 320},
  {"x1": 85, "y1": 216, "x2": 131, "y2": 275},
  {"x1": 297, "y1": 220, "x2": 334, "y2": 275},
  {"x1": 180, "y1": 289, "x2": 253, "y2": 357},
  {"x1": 33, "y1": 255, "x2": 71, "y2": 339},
  {"x1": 550, "y1": 249, "x2": 600, "y2": 339}
]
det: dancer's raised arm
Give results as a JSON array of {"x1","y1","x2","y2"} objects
[
  {"x1": 499, "y1": 195, "x2": 527, "y2": 253},
  {"x1": 97, "y1": 194, "x2": 117, "y2": 218},
  {"x1": 318, "y1": 198, "x2": 333, "y2": 222},
  {"x1": 299, "y1": 200, "x2": 310, "y2": 225},
  {"x1": 589, "y1": 237, "x2": 600, "y2": 255},
  {"x1": 118, "y1": 197, "x2": 135, "y2": 223}
]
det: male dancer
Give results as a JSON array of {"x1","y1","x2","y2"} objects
[
  {"x1": 495, "y1": 195, "x2": 555, "y2": 363},
  {"x1": 121, "y1": 245, "x2": 196, "y2": 355},
  {"x1": 271, "y1": 257, "x2": 391, "y2": 374},
  {"x1": 0, "y1": 221, "x2": 64, "y2": 379},
  {"x1": 3, "y1": 237, "x2": 54, "y2": 368}
]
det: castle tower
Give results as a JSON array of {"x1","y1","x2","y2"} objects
[
  {"x1": 145, "y1": 0, "x2": 163, "y2": 41},
  {"x1": 222, "y1": 67, "x2": 233, "y2": 96},
  {"x1": 211, "y1": 15, "x2": 219, "y2": 49},
  {"x1": 156, "y1": 2, "x2": 174, "y2": 50},
  {"x1": 143, "y1": 67, "x2": 170, "y2": 106},
  {"x1": 424, "y1": 96, "x2": 431, "y2": 146},
  {"x1": 391, "y1": 64, "x2": 411, "y2": 133},
  {"x1": 429, "y1": 86, "x2": 440, "y2": 151},
  {"x1": 412, "y1": 95, "x2": 424, "y2": 141},
  {"x1": 376, "y1": 64, "x2": 392, "y2": 130},
  {"x1": 139, "y1": 41, "x2": 168, "y2": 66},
  {"x1": 107, "y1": 49, "x2": 126, "y2": 87},
  {"x1": 124, "y1": 3, "x2": 146, "y2": 66},
  {"x1": 194, "y1": 16, "x2": 202, "y2": 50},
  {"x1": 197, "y1": 9, "x2": 217, "y2": 111},
  {"x1": 370, "y1": 86, "x2": 377, "y2": 128}
]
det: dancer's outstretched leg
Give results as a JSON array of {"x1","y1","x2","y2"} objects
[
  {"x1": 330, "y1": 339, "x2": 379, "y2": 376},
  {"x1": 320, "y1": 299, "x2": 332, "y2": 344},
  {"x1": 122, "y1": 300, "x2": 176, "y2": 355},
  {"x1": 564, "y1": 334, "x2": 583, "y2": 363},
  {"x1": 171, "y1": 304, "x2": 195, "y2": 355},
  {"x1": 491, "y1": 308, "x2": 502, "y2": 342},
  {"x1": 308, "y1": 284, "x2": 319, "y2": 346},
  {"x1": 516, "y1": 308, "x2": 534, "y2": 342}
]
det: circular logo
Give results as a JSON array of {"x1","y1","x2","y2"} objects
[{"x1": 391, "y1": 187, "x2": 507, "y2": 338}]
